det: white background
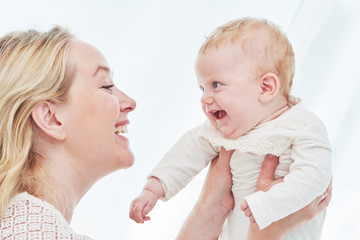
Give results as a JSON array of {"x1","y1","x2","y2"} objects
[{"x1": 1, "y1": 0, "x2": 359, "y2": 239}]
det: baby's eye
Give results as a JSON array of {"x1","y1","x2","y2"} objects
[
  {"x1": 101, "y1": 84, "x2": 114, "y2": 93},
  {"x1": 199, "y1": 85, "x2": 204, "y2": 93},
  {"x1": 213, "y1": 82, "x2": 222, "y2": 88}
]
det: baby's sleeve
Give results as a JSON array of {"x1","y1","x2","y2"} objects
[
  {"x1": 244, "y1": 114, "x2": 332, "y2": 229},
  {"x1": 148, "y1": 124, "x2": 218, "y2": 201}
]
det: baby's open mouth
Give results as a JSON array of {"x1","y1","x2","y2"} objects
[{"x1": 214, "y1": 110, "x2": 227, "y2": 120}]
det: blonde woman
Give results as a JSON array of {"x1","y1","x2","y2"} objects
[
  {"x1": 0, "y1": 26, "x2": 136, "y2": 239},
  {"x1": 0, "y1": 26, "x2": 330, "y2": 239}
]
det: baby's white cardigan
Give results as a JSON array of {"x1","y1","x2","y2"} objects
[{"x1": 149, "y1": 98, "x2": 332, "y2": 240}]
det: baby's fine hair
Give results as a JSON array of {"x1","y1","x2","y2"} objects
[
  {"x1": 0, "y1": 26, "x2": 74, "y2": 215},
  {"x1": 199, "y1": 17, "x2": 295, "y2": 99}
]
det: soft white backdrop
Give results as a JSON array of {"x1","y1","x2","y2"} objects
[{"x1": 1, "y1": 0, "x2": 359, "y2": 239}]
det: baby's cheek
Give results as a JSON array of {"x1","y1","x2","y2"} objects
[
  {"x1": 207, "y1": 116, "x2": 220, "y2": 131},
  {"x1": 201, "y1": 104, "x2": 207, "y2": 115}
]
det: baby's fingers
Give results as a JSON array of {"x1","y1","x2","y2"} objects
[
  {"x1": 133, "y1": 204, "x2": 145, "y2": 223},
  {"x1": 249, "y1": 215, "x2": 256, "y2": 223},
  {"x1": 244, "y1": 207, "x2": 253, "y2": 218},
  {"x1": 143, "y1": 201, "x2": 155, "y2": 215},
  {"x1": 129, "y1": 202, "x2": 136, "y2": 221},
  {"x1": 240, "y1": 199, "x2": 248, "y2": 211},
  {"x1": 240, "y1": 199, "x2": 254, "y2": 220},
  {"x1": 129, "y1": 200, "x2": 146, "y2": 223}
]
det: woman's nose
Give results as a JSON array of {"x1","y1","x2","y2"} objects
[{"x1": 118, "y1": 90, "x2": 136, "y2": 113}]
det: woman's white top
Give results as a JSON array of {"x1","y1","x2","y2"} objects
[
  {"x1": 0, "y1": 192, "x2": 92, "y2": 240},
  {"x1": 149, "y1": 97, "x2": 332, "y2": 240}
]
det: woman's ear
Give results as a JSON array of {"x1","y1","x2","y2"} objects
[
  {"x1": 258, "y1": 72, "x2": 280, "y2": 103},
  {"x1": 31, "y1": 101, "x2": 66, "y2": 141}
]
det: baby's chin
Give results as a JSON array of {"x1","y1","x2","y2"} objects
[
  {"x1": 218, "y1": 126, "x2": 247, "y2": 139},
  {"x1": 208, "y1": 119, "x2": 247, "y2": 139}
]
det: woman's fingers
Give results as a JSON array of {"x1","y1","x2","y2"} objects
[
  {"x1": 317, "y1": 179, "x2": 333, "y2": 208},
  {"x1": 256, "y1": 154, "x2": 283, "y2": 192},
  {"x1": 217, "y1": 147, "x2": 234, "y2": 168},
  {"x1": 317, "y1": 187, "x2": 332, "y2": 210},
  {"x1": 258, "y1": 154, "x2": 279, "y2": 182}
]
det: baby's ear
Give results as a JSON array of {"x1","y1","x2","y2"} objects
[
  {"x1": 31, "y1": 101, "x2": 66, "y2": 141},
  {"x1": 258, "y1": 72, "x2": 280, "y2": 103}
]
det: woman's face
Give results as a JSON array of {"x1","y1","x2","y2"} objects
[{"x1": 62, "y1": 40, "x2": 136, "y2": 178}]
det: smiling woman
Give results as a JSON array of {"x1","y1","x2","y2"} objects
[
  {"x1": 62, "y1": 40, "x2": 136, "y2": 174},
  {"x1": 0, "y1": 26, "x2": 136, "y2": 239}
]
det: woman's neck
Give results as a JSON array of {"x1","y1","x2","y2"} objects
[{"x1": 38, "y1": 155, "x2": 91, "y2": 223}]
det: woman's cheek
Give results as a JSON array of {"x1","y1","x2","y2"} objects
[{"x1": 100, "y1": 94, "x2": 120, "y2": 119}]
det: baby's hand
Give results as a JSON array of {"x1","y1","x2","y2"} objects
[
  {"x1": 129, "y1": 190, "x2": 159, "y2": 223},
  {"x1": 240, "y1": 199, "x2": 258, "y2": 227}
]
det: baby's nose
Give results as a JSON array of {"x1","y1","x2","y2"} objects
[{"x1": 200, "y1": 92, "x2": 213, "y2": 105}]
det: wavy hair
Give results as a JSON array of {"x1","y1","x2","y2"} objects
[{"x1": 0, "y1": 26, "x2": 74, "y2": 215}]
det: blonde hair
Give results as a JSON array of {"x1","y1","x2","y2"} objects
[
  {"x1": 0, "y1": 26, "x2": 74, "y2": 215},
  {"x1": 199, "y1": 17, "x2": 295, "y2": 99}
]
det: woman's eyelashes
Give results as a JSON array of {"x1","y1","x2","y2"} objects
[{"x1": 101, "y1": 84, "x2": 115, "y2": 93}]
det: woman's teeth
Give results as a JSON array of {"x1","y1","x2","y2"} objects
[{"x1": 114, "y1": 125, "x2": 128, "y2": 135}]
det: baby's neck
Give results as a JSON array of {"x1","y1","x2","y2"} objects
[{"x1": 257, "y1": 103, "x2": 290, "y2": 126}]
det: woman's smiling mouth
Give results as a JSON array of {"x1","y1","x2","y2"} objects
[{"x1": 114, "y1": 125, "x2": 128, "y2": 135}]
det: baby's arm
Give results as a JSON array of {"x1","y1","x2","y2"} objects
[
  {"x1": 130, "y1": 123, "x2": 218, "y2": 223},
  {"x1": 129, "y1": 177, "x2": 165, "y2": 223},
  {"x1": 241, "y1": 114, "x2": 332, "y2": 229},
  {"x1": 149, "y1": 123, "x2": 218, "y2": 201}
]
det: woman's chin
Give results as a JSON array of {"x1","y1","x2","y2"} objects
[{"x1": 117, "y1": 152, "x2": 135, "y2": 169}]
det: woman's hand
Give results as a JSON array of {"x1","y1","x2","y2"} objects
[
  {"x1": 177, "y1": 147, "x2": 234, "y2": 240},
  {"x1": 240, "y1": 154, "x2": 284, "y2": 224},
  {"x1": 247, "y1": 155, "x2": 332, "y2": 240},
  {"x1": 198, "y1": 147, "x2": 235, "y2": 214}
]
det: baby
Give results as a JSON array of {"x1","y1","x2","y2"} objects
[{"x1": 130, "y1": 17, "x2": 332, "y2": 239}]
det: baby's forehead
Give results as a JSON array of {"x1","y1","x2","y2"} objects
[
  {"x1": 198, "y1": 40, "x2": 269, "y2": 67},
  {"x1": 195, "y1": 43, "x2": 263, "y2": 80}
]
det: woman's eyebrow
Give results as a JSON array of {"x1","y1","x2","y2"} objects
[{"x1": 92, "y1": 65, "x2": 111, "y2": 77}]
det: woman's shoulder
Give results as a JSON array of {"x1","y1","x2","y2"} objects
[{"x1": 1, "y1": 192, "x2": 93, "y2": 240}]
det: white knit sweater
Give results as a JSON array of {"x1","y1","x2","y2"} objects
[{"x1": 0, "y1": 192, "x2": 92, "y2": 240}]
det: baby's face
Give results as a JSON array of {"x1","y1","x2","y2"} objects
[{"x1": 195, "y1": 44, "x2": 265, "y2": 139}]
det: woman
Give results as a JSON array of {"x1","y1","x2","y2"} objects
[{"x1": 0, "y1": 26, "x2": 330, "y2": 239}]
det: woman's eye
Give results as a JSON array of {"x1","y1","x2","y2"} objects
[
  {"x1": 199, "y1": 85, "x2": 204, "y2": 93},
  {"x1": 102, "y1": 84, "x2": 114, "y2": 93},
  {"x1": 213, "y1": 82, "x2": 222, "y2": 88}
]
